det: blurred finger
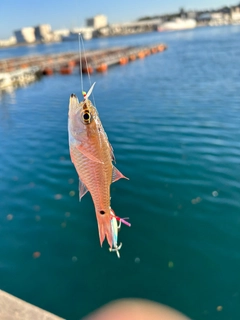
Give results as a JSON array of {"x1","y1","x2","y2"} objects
[{"x1": 83, "y1": 298, "x2": 190, "y2": 320}]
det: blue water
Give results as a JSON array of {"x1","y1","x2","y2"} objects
[{"x1": 1, "y1": 26, "x2": 240, "y2": 319}]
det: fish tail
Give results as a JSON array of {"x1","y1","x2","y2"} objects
[{"x1": 97, "y1": 211, "x2": 113, "y2": 248}]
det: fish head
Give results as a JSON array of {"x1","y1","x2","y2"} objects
[{"x1": 68, "y1": 93, "x2": 98, "y2": 140}]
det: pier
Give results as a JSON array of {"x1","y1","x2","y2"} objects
[
  {"x1": 0, "y1": 290, "x2": 64, "y2": 320},
  {"x1": 0, "y1": 66, "x2": 41, "y2": 90},
  {"x1": 0, "y1": 43, "x2": 167, "y2": 90}
]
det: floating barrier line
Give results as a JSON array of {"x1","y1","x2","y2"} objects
[{"x1": 0, "y1": 43, "x2": 167, "y2": 90}]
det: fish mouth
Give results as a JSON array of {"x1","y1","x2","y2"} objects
[{"x1": 69, "y1": 94, "x2": 79, "y2": 111}]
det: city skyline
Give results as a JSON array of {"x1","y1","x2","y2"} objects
[{"x1": 0, "y1": 0, "x2": 237, "y2": 39}]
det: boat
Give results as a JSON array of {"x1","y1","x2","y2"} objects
[{"x1": 157, "y1": 18, "x2": 196, "y2": 31}]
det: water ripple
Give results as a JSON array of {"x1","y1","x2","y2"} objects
[{"x1": 1, "y1": 27, "x2": 240, "y2": 320}]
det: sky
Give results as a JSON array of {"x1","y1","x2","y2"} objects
[{"x1": 0, "y1": 0, "x2": 237, "y2": 39}]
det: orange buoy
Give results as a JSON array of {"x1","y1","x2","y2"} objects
[
  {"x1": 60, "y1": 66, "x2": 72, "y2": 75},
  {"x1": 82, "y1": 66, "x2": 94, "y2": 74},
  {"x1": 151, "y1": 47, "x2": 158, "y2": 54},
  {"x1": 158, "y1": 45, "x2": 165, "y2": 52},
  {"x1": 42, "y1": 67, "x2": 54, "y2": 75},
  {"x1": 138, "y1": 51, "x2": 145, "y2": 59},
  {"x1": 68, "y1": 60, "x2": 76, "y2": 67},
  {"x1": 129, "y1": 54, "x2": 136, "y2": 61},
  {"x1": 96, "y1": 63, "x2": 108, "y2": 72},
  {"x1": 119, "y1": 57, "x2": 128, "y2": 65}
]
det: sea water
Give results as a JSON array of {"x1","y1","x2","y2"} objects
[{"x1": 0, "y1": 25, "x2": 240, "y2": 319}]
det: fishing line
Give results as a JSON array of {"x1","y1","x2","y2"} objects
[
  {"x1": 78, "y1": 33, "x2": 97, "y2": 108},
  {"x1": 79, "y1": 34, "x2": 91, "y2": 89},
  {"x1": 78, "y1": 33, "x2": 83, "y2": 94}
]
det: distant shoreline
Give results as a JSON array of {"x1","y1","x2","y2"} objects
[
  {"x1": 0, "y1": 40, "x2": 61, "y2": 50},
  {"x1": 1, "y1": 23, "x2": 239, "y2": 51}
]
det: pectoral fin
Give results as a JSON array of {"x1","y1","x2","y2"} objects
[
  {"x1": 76, "y1": 144, "x2": 104, "y2": 164},
  {"x1": 79, "y1": 179, "x2": 88, "y2": 200},
  {"x1": 112, "y1": 165, "x2": 129, "y2": 183}
]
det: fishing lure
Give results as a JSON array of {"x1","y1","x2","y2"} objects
[{"x1": 109, "y1": 209, "x2": 131, "y2": 258}]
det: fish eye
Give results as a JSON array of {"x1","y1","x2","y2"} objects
[
  {"x1": 81, "y1": 111, "x2": 91, "y2": 124},
  {"x1": 83, "y1": 113, "x2": 90, "y2": 120}
]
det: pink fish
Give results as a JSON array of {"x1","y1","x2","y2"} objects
[{"x1": 68, "y1": 82, "x2": 130, "y2": 251}]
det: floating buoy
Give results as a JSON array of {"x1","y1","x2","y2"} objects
[
  {"x1": 151, "y1": 47, "x2": 158, "y2": 54},
  {"x1": 119, "y1": 57, "x2": 128, "y2": 65},
  {"x1": 82, "y1": 66, "x2": 94, "y2": 74},
  {"x1": 42, "y1": 67, "x2": 53, "y2": 75},
  {"x1": 158, "y1": 45, "x2": 165, "y2": 52},
  {"x1": 129, "y1": 54, "x2": 136, "y2": 61},
  {"x1": 138, "y1": 51, "x2": 145, "y2": 59},
  {"x1": 68, "y1": 60, "x2": 76, "y2": 67},
  {"x1": 96, "y1": 63, "x2": 108, "y2": 72},
  {"x1": 60, "y1": 66, "x2": 72, "y2": 75}
]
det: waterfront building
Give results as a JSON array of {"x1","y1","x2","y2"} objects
[
  {"x1": 158, "y1": 18, "x2": 197, "y2": 31},
  {"x1": 35, "y1": 24, "x2": 52, "y2": 42},
  {"x1": 209, "y1": 12, "x2": 230, "y2": 26},
  {"x1": 86, "y1": 14, "x2": 108, "y2": 29},
  {"x1": 14, "y1": 27, "x2": 36, "y2": 43},
  {"x1": 53, "y1": 29, "x2": 70, "y2": 38},
  {"x1": 187, "y1": 11, "x2": 197, "y2": 19},
  {"x1": 231, "y1": 6, "x2": 240, "y2": 23},
  {"x1": 35, "y1": 24, "x2": 61, "y2": 42},
  {"x1": 197, "y1": 12, "x2": 212, "y2": 23},
  {"x1": 62, "y1": 27, "x2": 94, "y2": 41},
  {"x1": 97, "y1": 19, "x2": 161, "y2": 37},
  {"x1": 72, "y1": 27, "x2": 94, "y2": 40},
  {"x1": 0, "y1": 36, "x2": 16, "y2": 47}
]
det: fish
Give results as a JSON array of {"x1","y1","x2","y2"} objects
[{"x1": 68, "y1": 82, "x2": 130, "y2": 252}]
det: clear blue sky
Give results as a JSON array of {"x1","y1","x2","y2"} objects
[{"x1": 0, "y1": 0, "x2": 236, "y2": 39}]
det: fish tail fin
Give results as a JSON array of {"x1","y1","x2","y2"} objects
[{"x1": 97, "y1": 210, "x2": 113, "y2": 248}]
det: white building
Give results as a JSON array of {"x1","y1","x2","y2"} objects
[
  {"x1": 14, "y1": 27, "x2": 36, "y2": 43},
  {"x1": 0, "y1": 36, "x2": 16, "y2": 47},
  {"x1": 86, "y1": 14, "x2": 107, "y2": 29},
  {"x1": 71, "y1": 27, "x2": 94, "y2": 40},
  {"x1": 231, "y1": 7, "x2": 240, "y2": 23},
  {"x1": 158, "y1": 18, "x2": 197, "y2": 31},
  {"x1": 35, "y1": 24, "x2": 52, "y2": 41},
  {"x1": 53, "y1": 29, "x2": 70, "y2": 37},
  {"x1": 209, "y1": 12, "x2": 230, "y2": 26}
]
